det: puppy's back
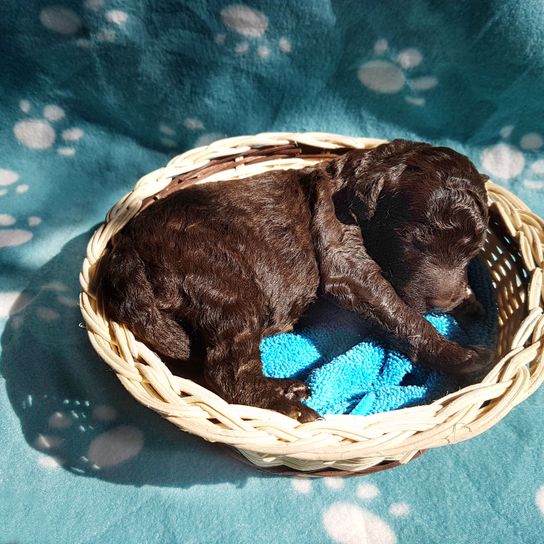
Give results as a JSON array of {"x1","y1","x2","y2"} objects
[{"x1": 94, "y1": 169, "x2": 321, "y2": 357}]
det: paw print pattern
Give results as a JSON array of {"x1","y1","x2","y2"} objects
[
  {"x1": 215, "y1": 4, "x2": 292, "y2": 59},
  {"x1": 291, "y1": 478, "x2": 410, "y2": 544},
  {"x1": 81, "y1": 1, "x2": 129, "y2": 45},
  {"x1": 0, "y1": 211, "x2": 41, "y2": 249},
  {"x1": 480, "y1": 127, "x2": 544, "y2": 190},
  {"x1": 158, "y1": 119, "x2": 225, "y2": 150},
  {"x1": 0, "y1": 168, "x2": 30, "y2": 198},
  {"x1": 1, "y1": 281, "x2": 78, "y2": 327},
  {"x1": 32, "y1": 280, "x2": 79, "y2": 323},
  {"x1": 39, "y1": 2, "x2": 129, "y2": 46},
  {"x1": 14, "y1": 101, "x2": 84, "y2": 156},
  {"x1": 358, "y1": 39, "x2": 438, "y2": 106},
  {"x1": 40, "y1": 5, "x2": 83, "y2": 35},
  {"x1": 536, "y1": 486, "x2": 544, "y2": 515},
  {"x1": 158, "y1": 118, "x2": 205, "y2": 148},
  {"x1": 0, "y1": 290, "x2": 31, "y2": 321},
  {"x1": 32, "y1": 396, "x2": 144, "y2": 473}
]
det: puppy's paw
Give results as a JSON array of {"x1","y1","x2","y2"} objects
[
  {"x1": 276, "y1": 378, "x2": 311, "y2": 401},
  {"x1": 440, "y1": 342, "x2": 495, "y2": 382},
  {"x1": 451, "y1": 298, "x2": 485, "y2": 326},
  {"x1": 455, "y1": 346, "x2": 495, "y2": 384},
  {"x1": 269, "y1": 398, "x2": 320, "y2": 423},
  {"x1": 269, "y1": 378, "x2": 318, "y2": 421},
  {"x1": 426, "y1": 341, "x2": 495, "y2": 380},
  {"x1": 227, "y1": 376, "x2": 317, "y2": 422}
]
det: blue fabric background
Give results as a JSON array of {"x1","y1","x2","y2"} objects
[{"x1": 1, "y1": 1, "x2": 544, "y2": 543}]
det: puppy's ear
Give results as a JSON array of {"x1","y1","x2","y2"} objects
[
  {"x1": 351, "y1": 172, "x2": 386, "y2": 221},
  {"x1": 329, "y1": 140, "x2": 426, "y2": 221},
  {"x1": 352, "y1": 140, "x2": 430, "y2": 220}
]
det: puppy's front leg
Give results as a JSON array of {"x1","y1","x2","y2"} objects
[{"x1": 310, "y1": 175, "x2": 492, "y2": 376}]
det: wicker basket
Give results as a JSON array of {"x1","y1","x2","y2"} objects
[{"x1": 79, "y1": 132, "x2": 544, "y2": 476}]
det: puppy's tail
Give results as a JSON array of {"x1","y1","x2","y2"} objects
[{"x1": 92, "y1": 234, "x2": 190, "y2": 361}]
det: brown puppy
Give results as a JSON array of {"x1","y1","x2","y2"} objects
[{"x1": 95, "y1": 139, "x2": 491, "y2": 422}]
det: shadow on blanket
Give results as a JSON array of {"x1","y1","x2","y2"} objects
[{"x1": 0, "y1": 230, "x2": 257, "y2": 487}]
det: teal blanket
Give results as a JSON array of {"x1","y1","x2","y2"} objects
[{"x1": 1, "y1": 1, "x2": 544, "y2": 543}]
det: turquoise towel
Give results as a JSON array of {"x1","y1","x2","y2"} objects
[{"x1": 261, "y1": 258, "x2": 498, "y2": 416}]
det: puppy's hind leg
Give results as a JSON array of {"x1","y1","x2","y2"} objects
[{"x1": 203, "y1": 329, "x2": 319, "y2": 423}]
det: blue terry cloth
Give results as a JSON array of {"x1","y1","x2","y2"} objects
[{"x1": 261, "y1": 258, "x2": 498, "y2": 416}]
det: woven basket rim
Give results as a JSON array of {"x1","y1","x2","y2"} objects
[{"x1": 79, "y1": 132, "x2": 544, "y2": 473}]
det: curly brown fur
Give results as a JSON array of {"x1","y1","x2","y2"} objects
[{"x1": 94, "y1": 139, "x2": 492, "y2": 422}]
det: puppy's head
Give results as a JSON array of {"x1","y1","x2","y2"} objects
[{"x1": 331, "y1": 140, "x2": 489, "y2": 313}]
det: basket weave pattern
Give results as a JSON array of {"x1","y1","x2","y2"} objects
[{"x1": 80, "y1": 133, "x2": 544, "y2": 474}]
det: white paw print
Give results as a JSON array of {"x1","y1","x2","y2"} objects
[
  {"x1": 536, "y1": 485, "x2": 544, "y2": 515},
  {"x1": 81, "y1": 1, "x2": 129, "y2": 45},
  {"x1": 39, "y1": 2, "x2": 129, "y2": 46},
  {"x1": 215, "y1": 4, "x2": 292, "y2": 59},
  {"x1": 291, "y1": 478, "x2": 410, "y2": 544},
  {"x1": 0, "y1": 281, "x2": 79, "y2": 327},
  {"x1": 14, "y1": 101, "x2": 84, "y2": 156},
  {"x1": 0, "y1": 290, "x2": 32, "y2": 321},
  {"x1": 158, "y1": 118, "x2": 205, "y2": 148},
  {"x1": 358, "y1": 39, "x2": 438, "y2": 106},
  {"x1": 32, "y1": 396, "x2": 144, "y2": 473},
  {"x1": 0, "y1": 168, "x2": 31, "y2": 198},
  {"x1": 40, "y1": 5, "x2": 83, "y2": 35},
  {"x1": 158, "y1": 119, "x2": 225, "y2": 149},
  {"x1": 0, "y1": 211, "x2": 41, "y2": 250},
  {"x1": 480, "y1": 127, "x2": 544, "y2": 190},
  {"x1": 32, "y1": 280, "x2": 79, "y2": 323}
]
